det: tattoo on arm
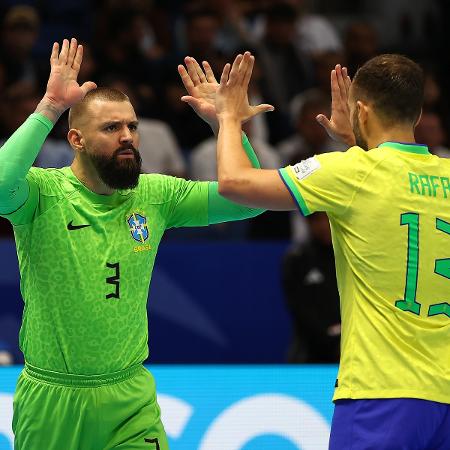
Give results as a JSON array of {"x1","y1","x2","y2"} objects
[{"x1": 34, "y1": 99, "x2": 65, "y2": 124}]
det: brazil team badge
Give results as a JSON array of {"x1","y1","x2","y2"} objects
[{"x1": 127, "y1": 213, "x2": 149, "y2": 243}]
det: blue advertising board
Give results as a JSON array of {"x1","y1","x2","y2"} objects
[
  {"x1": 0, "y1": 365, "x2": 338, "y2": 450},
  {"x1": 0, "y1": 239, "x2": 293, "y2": 364}
]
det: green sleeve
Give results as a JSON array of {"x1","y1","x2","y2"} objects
[
  {"x1": 0, "y1": 113, "x2": 54, "y2": 215},
  {"x1": 242, "y1": 132, "x2": 261, "y2": 168},
  {"x1": 166, "y1": 132, "x2": 265, "y2": 227},
  {"x1": 207, "y1": 131, "x2": 264, "y2": 224},
  {"x1": 207, "y1": 182, "x2": 264, "y2": 224}
]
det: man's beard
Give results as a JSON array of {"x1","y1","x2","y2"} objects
[
  {"x1": 353, "y1": 108, "x2": 368, "y2": 150},
  {"x1": 89, "y1": 145, "x2": 142, "y2": 189}
]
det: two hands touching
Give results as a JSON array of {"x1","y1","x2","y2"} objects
[
  {"x1": 178, "y1": 52, "x2": 356, "y2": 147},
  {"x1": 38, "y1": 37, "x2": 354, "y2": 147},
  {"x1": 177, "y1": 52, "x2": 272, "y2": 135}
]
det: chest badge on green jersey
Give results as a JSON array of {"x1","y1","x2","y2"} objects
[{"x1": 127, "y1": 213, "x2": 149, "y2": 243}]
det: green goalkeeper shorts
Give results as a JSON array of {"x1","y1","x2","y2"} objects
[{"x1": 13, "y1": 363, "x2": 169, "y2": 450}]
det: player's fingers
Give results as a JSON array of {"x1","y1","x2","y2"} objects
[
  {"x1": 178, "y1": 64, "x2": 195, "y2": 94},
  {"x1": 220, "y1": 63, "x2": 231, "y2": 85},
  {"x1": 50, "y1": 42, "x2": 59, "y2": 65},
  {"x1": 191, "y1": 58, "x2": 207, "y2": 83},
  {"x1": 343, "y1": 67, "x2": 352, "y2": 93},
  {"x1": 71, "y1": 44, "x2": 83, "y2": 74},
  {"x1": 67, "y1": 38, "x2": 78, "y2": 67},
  {"x1": 80, "y1": 81, "x2": 97, "y2": 97},
  {"x1": 237, "y1": 52, "x2": 251, "y2": 84},
  {"x1": 228, "y1": 54, "x2": 243, "y2": 85},
  {"x1": 202, "y1": 61, "x2": 217, "y2": 83},
  {"x1": 335, "y1": 64, "x2": 347, "y2": 98},
  {"x1": 252, "y1": 103, "x2": 275, "y2": 115},
  {"x1": 59, "y1": 39, "x2": 70, "y2": 64},
  {"x1": 185, "y1": 56, "x2": 201, "y2": 86},
  {"x1": 243, "y1": 54, "x2": 254, "y2": 88},
  {"x1": 331, "y1": 69, "x2": 343, "y2": 104},
  {"x1": 181, "y1": 95, "x2": 202, "y2": 110},
  {"x1": 316, "y1": 114, "x2": 332, "y2": 131}
]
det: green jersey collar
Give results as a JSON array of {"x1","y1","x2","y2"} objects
[
  {"x1": 63, "y1": 167, "x2": 132, "y2": 205},
  {"x1": 378, "y1": 141, "x2": 430, "y2": 155}
]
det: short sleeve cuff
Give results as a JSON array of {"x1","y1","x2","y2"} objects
[{"x1": 278, "y1": 167, "x2": 311, "y2": 216}]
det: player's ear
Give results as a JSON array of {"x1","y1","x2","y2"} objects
[
  {"x1": 356, "y1": 100, "x2": 369, "y2": 124},
  {"x1": 67, "y1": 129, "x2": 85, "y2": 153},
  {"x1": 414, "y1": 109, "x2": 423, "y2": 129}
]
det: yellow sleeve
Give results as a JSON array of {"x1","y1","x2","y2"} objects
[{"x1": 278, "y1": 147, "x2": 369, "y2": 216}]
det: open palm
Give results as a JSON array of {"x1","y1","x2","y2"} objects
[
  {"x1": 178, "y1": 57, "x2": 220, "y2": 130},
  {"x1": 44, "y1": 38, "x2": 96, "y2": 111},
  {"x1": 178, "y1": 55, "x2": 271, "y2": 132}
]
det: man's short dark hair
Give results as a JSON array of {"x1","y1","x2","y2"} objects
[
  {"x1": 352, "y1": 54, "x2": 424, "y2": 125},
  {"x1": 68, "y1": 87, "x2": 129, "y2": 128}
]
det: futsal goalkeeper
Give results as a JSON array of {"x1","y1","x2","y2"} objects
[{"x1": 0, "y1": 39, "x2": 270, "y2": 450}]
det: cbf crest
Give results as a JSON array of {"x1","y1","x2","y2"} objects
[{"x1": 127, "y1": 213, "x2": 149, "y2": 243}]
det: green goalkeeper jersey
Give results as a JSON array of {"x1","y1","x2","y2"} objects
[
  {"x1": 9, "y1": 167, "x2": 208, "y2": 374},
  {"x1": 0, "y1": 114, "x2": 263, "y2": 375}
]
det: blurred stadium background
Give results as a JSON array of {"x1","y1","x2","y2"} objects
[{"x1": 0, "y1": 0, "x2": 447, "y2": 448}]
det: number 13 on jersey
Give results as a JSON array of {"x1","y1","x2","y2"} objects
[{"x1": 395, "y1": 213, "x2": 450, "y2": 318}]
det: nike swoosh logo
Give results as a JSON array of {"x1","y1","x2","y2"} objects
[{"x1": 67, "y1": 220, "x2": 91, "y2": 231}]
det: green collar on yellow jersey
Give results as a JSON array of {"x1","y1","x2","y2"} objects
[{"x1": 378, "y1": 142, "x2": 430, "y2": 155}]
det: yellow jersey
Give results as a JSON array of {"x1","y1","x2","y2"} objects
[{"x1": 279, "y1": 142, "x2": 450, "y2": 403}]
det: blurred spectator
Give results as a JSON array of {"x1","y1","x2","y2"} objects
[
  {"x1": 282, "y1": 212, "x2": 340, "y2": 363},
  {"x1": 415, "y1": 111, "x2": 450, "y2": 158},
  {"x1": 0, "y1": 5, "x2": 41, "y2": 87},
  {"x1": 279, "y1": 89, "x2": 346, "y2": 166},
  {"x1": 190, "y1": 121, "x2": 280, "y2": 181},
  {"x1": 35, "y1": 110, "x2": 74, "y2": 168},
  {"x1": 0, "y1": 341, "x2": 13, "y2": 366},
  {"x1": 289, "y1": 52, "x2": 346, "y2": 118},
  {"x1": 292, "y1": 0, "x2": 342, "y2": 56},
  {"x1": 175, "y1": 7, "x2": 224, "y2": 63},
  {"x1": 0, "y1": 81, "x2": 74, "y2": 169},
  {"x1": 158, "y1": 8, "x2": 228, "y2": 151},
  {"x1": 344, "y1": 20, "x2": 380, "y2": 77},
  {"x1": 0, "y1": 315, "x2": 23, "y2": 364},
  {"x1": 77, "y1": 42, "x2": 99, "y2": 85},
  {"x1": 255, "y1": 3, "x2": 314, "y2": 143},
  {"x1": 187, "y1": 120, "x2": 286, "y2": 240},
  {"x1": 0, "y1": 81, "x2": 40, "y2": 139},
  {"x1": 94, "y1": 7, "x2": 163, "y2": 117},
  {"x1": 217, "y1": 0, "x2": 342, "y2": 56}
]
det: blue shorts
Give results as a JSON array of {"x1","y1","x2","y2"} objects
[{"x1": 329, "y1": 398, "x2": 450, "y2": 450}]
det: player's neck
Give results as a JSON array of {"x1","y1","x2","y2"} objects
[
  {"x1": 71, "y1": 158, "x2": 115, "y2": 196},
  {"x1": 368, "y1": 128, "x2": 416, "y2": 150}
]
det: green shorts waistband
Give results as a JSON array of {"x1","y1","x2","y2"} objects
[{"x1": 24, "y1": 363, "x2": 143, "y2": 387}]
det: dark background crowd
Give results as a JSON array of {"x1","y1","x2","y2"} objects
[{"x1": 0, "y1": 0, "x2": 448, "y2": 364}]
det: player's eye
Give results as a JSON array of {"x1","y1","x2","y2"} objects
[
  {"x1": 128, "y1": 124, "x2": 138, "y2": 131},
  {"x1": 105, "y1": 124, "x2": 117, "y2": 131}
]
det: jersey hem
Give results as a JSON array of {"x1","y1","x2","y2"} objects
[{"x1": 333, "y1": 389, "x2": 450, "y2": 405}]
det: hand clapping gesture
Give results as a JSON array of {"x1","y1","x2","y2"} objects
[
  {"x1": 38, "y1": 38, "x2": 97, "y2": 122},
  {"x1": 215, "y1": 52, "x2": 273, "y2": 122},
  {"x1": 316, "y1": 64, "x2": 356, "y2": 147},
  {"x1": 178, "y1": 52, "x2": 273, "y2": 133}
]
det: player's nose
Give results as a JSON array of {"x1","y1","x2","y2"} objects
[{"x1": 119, "y1": 126, "x2": 133, "y2": 144}]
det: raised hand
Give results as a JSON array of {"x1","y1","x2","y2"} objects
[
  {"x1": 316, "y1": 64, "x2": 356, "y2": 146},
  {"x1": 178, "y1": 57, "x2": 220, "y2": 132},
  {"x1": 37, "y1": 38, "x2": 97, "y2": 122},
  {"x1": 216, "y1": 52, "x2": 273, "y2": 122}
]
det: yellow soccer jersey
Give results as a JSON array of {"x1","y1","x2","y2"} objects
[{"x1": 279, "y1": 142, "x2": 450, "y2": 404}]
